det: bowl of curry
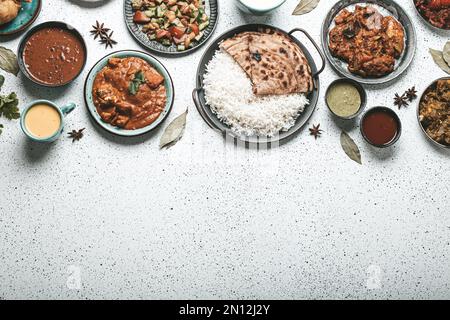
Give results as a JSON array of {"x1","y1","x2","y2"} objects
[
  {"x1": 18, "y1": 21, "x2": 87, "y2": 87},
  {"x1": 84, "y1": 50, "x2": 174, "y2": 137}
]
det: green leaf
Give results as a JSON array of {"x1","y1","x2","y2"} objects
[
  {"x1": 128, "y1": 70, "x2": 147, "y2": 95},
  {"x1": 0, "y1": 46, "x2": 19, "y2": 76},
  {"x1": 160, "y1": 108, "x2": 188, "y2": 149},
  {"x1": 0, "y1": 75, "x2": 4, "y2": 89},
  {"x1": 340, "y1": 131, "x2": 362, "y2": 165},
  {"x1": 134, "y1": 70, "x2": 145, "y2": 82},
  {"x1": 293, "y1": 0, "x2": 320, "y2": 15},
  {"x1": 430, "y1": 48, "x2": 450, "y2": 75},
  {"x1": 443, "y1": 41, "x2": 450, "y2": 67},
  {"x1": 0, "y1": 124, "x2": 3, "y2": 136},
  {"x1": 0, "y1": 92, "x2": 20, "y2": 120}
]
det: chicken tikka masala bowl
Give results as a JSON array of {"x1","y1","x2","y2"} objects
[{"x1": 84, "y1": 50, "x2": 174, "y2": 137}]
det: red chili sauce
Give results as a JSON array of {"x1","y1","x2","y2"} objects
[
  {"x1": 362, "y1": 110, "x2": 399, "y2": 146},
  {"x1": 23, "y1": 27, "x2": 85, "y2": 85}
]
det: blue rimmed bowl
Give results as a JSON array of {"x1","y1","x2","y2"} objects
[
  {"x1": 84, "y1": 50, "x2": 175, "y2": 137},
  {"x1": 0, "y1": 0, "x2": 41, "y2": 36}
]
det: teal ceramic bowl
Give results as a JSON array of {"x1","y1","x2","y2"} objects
[
  {"x1": 84, "y1": 50, "x2": 174, "y2": 137},
  {"x1": 20, "y1": 99, "x2": 76, "y2": 143},
  {"x1": 236, "y1": 0, "x2": 286, "y2": 15},
  {"x1": 0, "y1": 0, "x2": 41, "y2": 36}
]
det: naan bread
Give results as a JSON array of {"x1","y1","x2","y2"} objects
[
  {"x1": 249, "y1": 31, "x2": 312, "y2": 95},
  {"x1": 219, "y1": 32, "x2": 258, "y2": 79},
  {"x1": 219, "y1": 29, "x2": 313, "y2": 96}
]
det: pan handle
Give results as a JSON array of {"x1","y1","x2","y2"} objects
[
  {"x1": 192, "y1": 87, "x2": 220, "y2": 131},
  {"x1": 289, "y1": 28, "x2": 326, "y2": 78}
]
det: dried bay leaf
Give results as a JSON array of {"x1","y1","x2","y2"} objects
[
  {"x1": 293, "y1": 0, "x2": 320, "y2": 15},
  {"x1": 443, "y1": 41, "x2": 450, "y2": 67},
  {"x1": 159, "y1": 108, "x2": 188, "y2": 149},
  {"x1": 430, "y1": 48, "x2": 450, "y2": 75},
  {"x1": 0, "y1": 46, "x2": 19, "y2": 76},
  {"x1": 340, "y1": 131, "x2": 362, "y2": 165}
]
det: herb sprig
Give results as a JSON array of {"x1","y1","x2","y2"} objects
[{"x1": 129, "y1": 71, "x2": 146, "y2": 95}]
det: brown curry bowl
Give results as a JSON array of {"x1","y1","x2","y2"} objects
[{"x1": 18, "y1": 21, "x2": 87, "y2": 87}]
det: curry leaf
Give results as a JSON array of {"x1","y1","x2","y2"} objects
[
  {"x1": 160, "y1": 108, "x2": 188, "y2": 149},
  {"x1": 443, "y1": 41, "x2": 450, "y2": 67},
  {"x1": 293, "y1": 0, "x2": 320, "y2": 15},
  {"x1": 0, "y1": 75, "x2": 4, "y2": 89},
  {"x1": 340, "y1": 131, "x2": 362, "y2": 165},
  {"x1": 0, "y1": 46, "x2": 19, "y2": 76},
  {"x1": 430, "y1": 48, "x2": 450, "y2": 75},
  {"x1": 0, "y1": 92, "x2": 20, "y2": 120},
  {"x1": 0, "y1": 124, "x2": 3, "y2": 136},
  {"x1": 128, "y1": 70, "x2": 146, "y2": 95}
]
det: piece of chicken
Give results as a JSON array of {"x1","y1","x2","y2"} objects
[
  {"x1": 0, "y1": 0, "x2": 21, "y2": 26},
  {"x1": 382, "y1": 16, "x2": 405, "y2": 58}
]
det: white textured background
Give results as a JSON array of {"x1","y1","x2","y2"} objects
[{"x1": 0, "y1": 0, "x2": 449, "y2": 299}]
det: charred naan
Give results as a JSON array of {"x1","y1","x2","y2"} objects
[{"x1": 219, "y1": 29, "x2": 313, "y2": 96}]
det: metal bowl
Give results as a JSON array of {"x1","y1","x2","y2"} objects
[
  {"x1": 321, "y1": 0, "x2": 416, "y2": 85},
  {"x1": 17, "y1": 21, "x2": 87, "y2": 87},
  {"x1": 417, "y1": 77, "x2": 450, "y2": 149},
  {"x1": 192, "y1": 24, "x2": 326, "y2": 146},
  {"x1": 360, "y1": 106, "x2": 402, "y2": 148},
  {"x1": 412, "y1": 0, "x2": 450, "y2": 32},
  {"x1": 325, "y1": 78, "x2": 367, "y2": 120},
  {"x1": 124, "y1": 0, "x2": 219, "y2": 56}
]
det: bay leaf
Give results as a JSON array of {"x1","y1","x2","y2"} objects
[
  {"x1": 292, "y1": 0, "x2": 320, "y2": 15},
  {"x1": 159, "y1": 108, "x2": 188, "y2": 149},
  {"x1": 443, "y1": 41, "x2": 450, "y2": 67},
  {"x1": 429, "y1": 48, "x2": 450, "y2": 74},
  {"x1": 0, "y1": 47, "x2": 19, "y2": 76},
  {"x1": 340, "y1": 131, "x2": 362, "y2": 165}
]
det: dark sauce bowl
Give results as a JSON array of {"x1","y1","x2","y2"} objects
[
  {"x1": 360, "y1": 106, "x2": 402, "y2": 148},
  {"x1": 17, "y1": 21, "x2": 87, "y2": 87},
  {"x1": 325, "y1": 78, "x2": 367, "y2": 120}
]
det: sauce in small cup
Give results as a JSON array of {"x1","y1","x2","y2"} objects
[
  {"x1": 360, "y1": 107, "x2": 402, "y2": 148},
  {"x1": 21, "y1": 100, "x2": 76, "y2": 143}
]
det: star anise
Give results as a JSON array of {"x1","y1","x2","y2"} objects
[
  {"x1": 394, "y1": 93, "x2": 409, "y2": 109},
  {"x1": 100, "y1": 31, "x2": 118, "y2": 49},
  {"x1": 309, "y1": 124, "x2": 323, "y2": 139},
  {"x1": 90, "y1": 21, "x2": 110, "y2": 40},
  {"x1": 405, "y1": 86, "x2": 417, "y2": 102},
  {"x1": 68, "y1": 128, "x2": 85, "y2": 142}
]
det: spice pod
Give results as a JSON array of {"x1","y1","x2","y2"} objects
[{"x1": 325, "y1": 78, "x2": 367, "y2": 120}]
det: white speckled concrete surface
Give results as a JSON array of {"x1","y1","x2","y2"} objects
[{"x1": 0, "y1": 0, "x2": 449, "y2": 300}]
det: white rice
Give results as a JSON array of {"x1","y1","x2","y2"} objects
[{"x1": 203, "y1": 50, "x2": 309, "y2": 137}]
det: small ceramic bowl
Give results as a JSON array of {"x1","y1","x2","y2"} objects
[
  {"x1": 17, "y1": 21, "x2": 87, "y2": 87},
  {"x1": 20, "y1": 99, "x2": 76, "y2": 143},
  {"x1": 325, "y1": 78, "x2": 367, "y2": 120},
  {"x1": 236, "y1": 0, "x2": 287, "y2": 15},
  {"x1": 360, "y1": 106, "x2": 402, "y2": 148},
  {"x1": 84, "y1": 50, "x2": 174, "y2": 137}
]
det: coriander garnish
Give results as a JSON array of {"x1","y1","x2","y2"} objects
[{"x1": 129, "y1": 71, "x2": 146, "y2": 95}]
